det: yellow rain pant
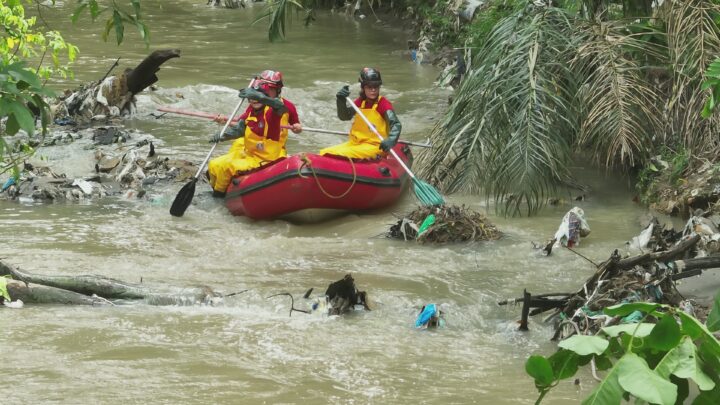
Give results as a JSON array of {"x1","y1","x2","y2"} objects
[
  {"x1": 319, "y1": 140, "x2": 385, "y2": 159},
  {"x1": 207, "y1": 138, "x2": 264, "y2": 193}
]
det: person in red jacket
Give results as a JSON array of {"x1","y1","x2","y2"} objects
[
  {"x1": 207, "y1": 70, "x2": 302, "y2": 196},
  {"x1": 320, "y1": 67, "x2": 401, "y2": 159}
]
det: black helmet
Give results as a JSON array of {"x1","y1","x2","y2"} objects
[{"x1": 359, "y1": 67, "x2": 382, "y2": 87}]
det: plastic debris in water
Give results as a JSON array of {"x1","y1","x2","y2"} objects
[
  {"x1": 1, "y1": 177, "x2": 15, "y2": 192},
  {"x1": 3, "y1": 299, "x2": 24, "y2": 309},
  {"x1": 415, "y1": 303, "x2": 445, "y2": 329}
]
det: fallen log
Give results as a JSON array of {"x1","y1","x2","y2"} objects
[
  {"x1": 6, "y1": 280, "x2": 111, "y2": 306},
  {"x1": 55, "y1": 49, "x2": 181, "y2": 123},
  {"x1": 126, "y1": 49, "x2": 181, "y2": 95},
  {"x1": 0, "y1": 259, "x2": 218, "y2": 305}
]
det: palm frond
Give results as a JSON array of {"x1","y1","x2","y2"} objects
[
  {"x1": 417, "y1": 4, "x2": 578, "y2": 216},
  {"x1": 252, "y1": 0, "x2": 305, "y2": 42},
  {"x1": 663, "y1": 0, "x2": 720, "y2": 158},
  {"x1": 572, "y1": 20, "x2": 665, "y2": 167}
]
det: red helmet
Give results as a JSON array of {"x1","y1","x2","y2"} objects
[
  {"x1": 257, "y1": 70, "x2": 283, "y2": 89},
  {"x1": 250, "y1": 78, "x2": 270, "y2": 96}
]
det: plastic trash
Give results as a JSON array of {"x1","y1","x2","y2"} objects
[
  {"x1": 3, "y1": 299, "x2": 24, "y2": 309},
  {"x1": 72, "y1": 179, "x2": 94, "y2": 195},
  {"x1": 1, "y1": 177, "x2": 16, "y2": 192},
  {"x1": 554, "y1": 207, "x2": 590, "y2": 247},
  {"x1": 417, "y1": 214, "x2": 436, "y2": 237},
  {"x1": 415, "y1": 303, "x2": 445, "y2": 329},
  {"x1": 630, "y1": 221, "x2": 654, "y2": 250}
]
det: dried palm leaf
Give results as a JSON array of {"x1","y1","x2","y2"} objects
[
  {"x1": 572, "y1": 19, "x2": 665, "y2": 167},
  {"x1": 662, "y1": 0, "x2": 720, "y2": 158},
  {"x1": 418, "y1": 4, "x2": 578, "y2": 216}
]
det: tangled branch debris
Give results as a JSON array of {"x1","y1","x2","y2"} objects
[
  {"x1": 388, "y1": 204, "x2": 501, "y2": 243},
  {"x1": 501, "y1": 214, "x2": 720, "y2": 340}
]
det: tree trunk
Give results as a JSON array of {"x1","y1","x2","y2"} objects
[
  {"x1": 126, "y1": 49, "x2": 181, "y2": 95},
  {"x1": 1, "y1": 259, "x2": 218, "y2": 305}
]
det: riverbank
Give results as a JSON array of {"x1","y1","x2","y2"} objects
[{"x1": 639, "y1": 157, "x2": 720, "y2": 218}]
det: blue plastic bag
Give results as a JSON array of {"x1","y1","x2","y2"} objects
[{"x1": 415, "y1": 303, "x2": 437, "y2": 328}]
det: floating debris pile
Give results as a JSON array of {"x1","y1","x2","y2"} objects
[
  {"x1": 388, "y1": 204, "x2": 501, "y2": 243},
  {"x1": 501, "y1": 214, "x2": 720, "y2": 340}
]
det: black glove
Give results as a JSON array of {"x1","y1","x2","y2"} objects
[
  {"x1": 238, "y1": 87, "x2": 264, "y2": 100},
  {"x1": 208, "y1": 132, "x2": 226, "y2": 143},
  {"x1": 336, "y1": 85, "x2": 350, "y2": 100},
  {"x1": 380, "y1": 137, "x2": 398, "y2": 152},
  {"x1": 380, "y1": 110, "x2": 402, "y2": 151}
]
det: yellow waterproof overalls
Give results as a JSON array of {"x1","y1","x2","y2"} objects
[
  {"x1": 207, "y1": 103, "x2": 290, "y2": 193},
  {"x1": 320, "y1": 96, "x2": 389, "y2": 159}
]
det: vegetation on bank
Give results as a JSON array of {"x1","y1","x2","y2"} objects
[
  {"x1": 527, "y1": 297, "x2": 720, "y2": 404},
  {"x1": 1, "y1": 0, "x2": 145, "y2": 178},
  {"x1": 416, "y1": 0, "x2": 720, "y2": 216},
  {"x1": 258, "y1": 1, "x2": 720, "y2": 217}
]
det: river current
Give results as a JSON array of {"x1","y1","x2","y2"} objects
[{"x1": 0, "y1": 2, "x2": 664, "y2": 403}]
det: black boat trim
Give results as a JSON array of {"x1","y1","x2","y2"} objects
[{"x1": 226, "y1": 167, "x2": 406, "y2": 199}]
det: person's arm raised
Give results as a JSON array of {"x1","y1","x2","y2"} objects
[
  {"x1": 336, "y1": 85, "x2": 354, "y2": 120},
  {"x1": 238, "y1": 88, "x2": 288, "y2": 114}
]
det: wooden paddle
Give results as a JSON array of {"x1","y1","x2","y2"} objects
[
  {"x1": 155, "y1": 106, "x2": 433, "y2": 149},
  {"x1": 345, "y1": 96, "x2": 445, "y2": 206},
  {"x1": 279, "y1": 125, "x2": 433, "y2": 148},
  {"x1": 157, "y1": 106, "x2": 242, "y2": 125},
  {"x1": 169, "y1": 79, "x2": 253, "y2": 217}
]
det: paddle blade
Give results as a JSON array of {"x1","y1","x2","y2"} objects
[
  {"x1": 413, "y1": 179, "x2": 445, "y2": 206},
  {"x1": 169, "y1": 179, "x2": 197, "y2": 217}
]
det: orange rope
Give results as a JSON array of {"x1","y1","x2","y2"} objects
[{"x1": 298, "y1": 153, "x2": 357, "y2": 199}]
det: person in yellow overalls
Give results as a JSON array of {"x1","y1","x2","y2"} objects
[
  {"x1": 320, "y1": 67, "x2": 402, "y2": 159},
  {"x1": 206, "y1": 70, "x2": 302, "y2": 197}
]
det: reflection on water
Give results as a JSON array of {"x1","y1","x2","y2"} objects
[{"x1": 0, "y1": 1, "x2": 656, "y2": 403}]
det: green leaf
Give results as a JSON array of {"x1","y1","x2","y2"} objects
[
  {"x1": 617, "y1": 353, "x2": 677, "y2": 405},
  {"x1": 601, "y1": 323, "x2": 656, "y2": 338},
  {"x1": 0, "y1": 276, "x2": 10, "y2": 301},
  {"x1": 693, "y1": 381, "x2": 720, "y2": 405},
  {"x1": 135, "y1": 21, "x2": 150, "y2": 46},
  {"x1": 113, "y1": 10, "x2": 124, "y2": 45},
  {"x1": 559, "y1": 335, "x2": 609, "y2": 356},
  {"x1": 707, "y1": 291, "x2": 720, "y2": 332},
  {"x1": 647, "y1": 314, "x2": 682, "y2": 351},
  {"x1": 102, "y1": 16, "x2": 114, "y2": 42},
  {"x1": 7, "y1": 65, "x2": 42, "y2": 88},
  {"x1": 89, "y1": 0, "x2": 101, "y2": 19},
  {"x1": 656, "y1": 336, "x2": 716, "y2": 391},
  {"x1": 5, "y1": 114, "x2": 20, "y2": 135},
  {"x1": 582, "y1": 357, "x2": 624, "y2": 405},
  {"x1": 679, "y1": 312, "x2": 713, "y2": 340},
  {"x1": 71, "y1": 3, "x2": 88, "y2": 23},
  {"x1": 604, "y1": 302, "x2": 662, "y2": 317},
  {"x1": 131, "y1": 0, "x2": 141, "y2": 18},
  {"x1": 702, "y1": 100, "x2": 714, "y2": 119},
  {"x1": 548, "y1": 349, "x2": 579, "y2": 380},
  {"x1": 6, "y1": 101, "x2": 36, "y2": 135},
  {"x1": 700, "y1": 79, "x2": 720, "y2": 91},
  {"x1": 526, "y1": 355, "x2": 554, "y2": 387},
  {"x1": 594, "y1": 355, "x2": 613, "y2": 371}
]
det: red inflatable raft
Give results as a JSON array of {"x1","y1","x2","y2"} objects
[{"x1": 224, "y1": 144, "x2": 412, "y2": 220}]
